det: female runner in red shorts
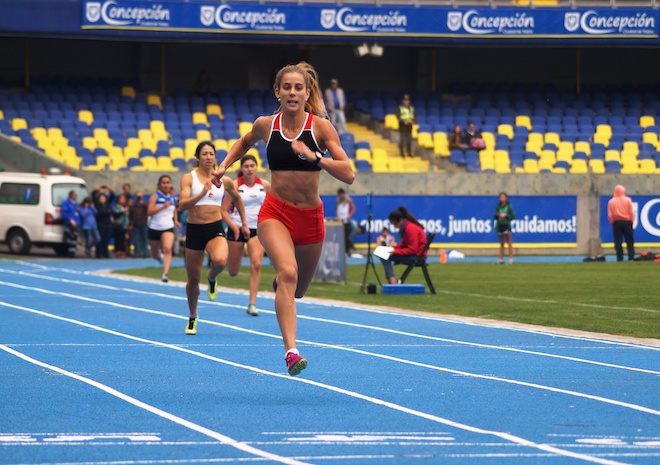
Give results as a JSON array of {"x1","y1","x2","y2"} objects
[{"x1": 212, "y1": 62, "x2": 355, "y2": 376}]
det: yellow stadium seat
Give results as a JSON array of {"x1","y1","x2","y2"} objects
[
  {"x1": 495, "y1": 161, "x2": 511, "y2": 174},
  {"x1": 152, "y1": 130, "x2": 169, "y2": 142},
  {"x1": 141, "y1": 156, "x2": 159, "y2": 171},
  {"x1": 544, "y1": 132, "x2": 561, "y2": 145},
  {"x1": 47, "y1": 127, "x2": 64, "y2": 140},
  {"x1": 570, "y1": 159, "x2": 588, "y2": 174},
  {"x1": 37, "y1": 139, "x2": 52, "y2": 151},
  {"x1": 192, "y1": 112, "x2": 208, "y2": 126},
  {"x1": 371, "y1": 148, "x2": 388, "y2": 162},
  {"x1": 605, "y1": 150, "x2": 620, "y2": 162},
  {"x1": 574, "y1": 141, "x2": 591, "y2": 156},
  {"x1": 493, "y1": 150, "x2": 510, "y2": 164},
  {"x1": 528, "y1": 132, "x2": 544, "y2": 145},
  {"x1": 78, "y1": 110, "x2": 94, "y2": 125},
  {"x1": 621, "y1": 161, "x2": 639, "y2": 174},
  {"x1": 170, "y1": 147, "x2": 185, "y2": 159},
  {"x1": 639, "y1": 159, "x2": 657, "y2": 174},
  {"x1": 411, "y1": 124, "x2": 419, "y2": 139},
  {"x1": 11, "y1": 118, "x2": 28, "y2": 131},
  {"x1": 150, "y1": 120, "x2": 165, "y2": 133},
  {"x1": 121, "y1": 86, "x2": 136, "y2": 99},
  {"x1": 557, "y1": 141, "x2": 573, "y2": 154},
  {"x1": 433, "y1": 132, "x2": 449, "y2": 156},
  {"x1": 515, "y1": 115, "x2": 531, "y2": 131},
  {"x1": 481, "y1": 156, "x2": 495, "y2": 171},
  {"x1": 388, "y1": 158, "x2": 404, "y2": 172},
  {"x1": 207, "y1": 104, "x2": 222, "y2": 116},
  {"x1": 497, "y1": 124, "x2": 514, "y2": 140},
  {"x1": 593, "y1": 133, "x2": 610, "y2": 146},
  {"x1": 138, "y1": 128, "x2": 153, "y2": 141},
  {"x1": 525, "y1": 142, "x2": 542, "y2": 154},
  {"x1": 384, "y1": 114, "x2": 399, "y2": 131},
  {"x1": 31, "y1": 127, "x2": 48, "y2": 139},
  {"x1": 622, "y1": 141, "x2": 639, "y2": 156},
  {"x1": 147, "y1": 94, "x2": 162, "y2": 109},
  {"x1": 95, "y1": 155, "x2": 110, "y2": 170},
  {"x1": 642, "y1": 132, "x2": 658, "y2": 145},
  {"x1": 589, "y1": 159, "x2": 605, "y2": 174},
  {"x1": 157, "y1": 157, "x2": 177, "y2": 172},
  {"x1": 417, "y1": 132, "x2": 433, "y2": 149},
  {"x1": 523, "y1": 159, "x2": 539, "y2": 173},
  {"x1": 124, "y1": 146, "x2": 141, "y2": 160},
  {"x1": 93, "y1": 127, "x2": 109, "y2": 140},
  {"x1": 185, "y1": 139, "x2": 199, "y2": 158},
  {"x1": 595, "y1": 124, "x2": 612, "y2": 138},
  {"x1": 44, "y1": 146, "x2": 61, "y2": 161},
  {"x1": 556, "y1": 151, "x2": 573, "y2": 164},
  {"x1": 372, "y1": 160, "x2": 388, "y2": 173},
  {"x1": 125, "y1": 137, "x2": 141, "y2": 150},
  {"x1": 213, "y1": 139, "x2": 229, "y2": 151},
  {"x1": 82, "y1": 137, "x2": 97, "y2": 151},
  {"x1": 0, "y1": 109, "x2": 3, "y2": 119},
  {"x1": 355, "y1": 148, "x2": 371, "y2": 162},
  {"x1": 481, "y1": 132, "x2": 495, "y2": 149},
  {"x1": 552, "y1": 167, "x2": 567, "y2": 174},
  {"x1": 620, "y1": 152, "x2": 638, "y2": 166},
  {"x1": 110, "y1": 157, "x2": 127, "y2": 171},
  {"x1": 141, "y1": 139, "x2": 157, "y2": 153},
  {"x1": 640, "y1": 115, "x2": 655, "y2": 129},
  {"x1": 239, "y1": 121, "x2": 253, "y2": 138},
  {"x1": 538, "y1": 157, "x2": 554, "y2": 171},
  {"x1": 196, "y1": 129, "x2": 212, "y2": 141}
]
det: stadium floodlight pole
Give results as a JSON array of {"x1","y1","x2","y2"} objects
[{"x1": 360, "y1": 192, "x2": 382, "y2": 294}]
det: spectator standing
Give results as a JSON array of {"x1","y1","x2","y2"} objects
[
  {"x1": 397, "y1": 94, "x2": 415, "y2": 158},
  {"x1": 494, "y1": 192, "x2": 515, "y2": 264},
  {"x1": 79, "y1": 196, "x2": 99, "y2": 257},
  {"x1": 449, "y1": 124, "x2": 468, "y2": 150},
  {"x1": 607, "y1": 184, "x2": 635, "y2": 261},
  {"x1": 336, "y1": 188, "x2": 357, "y2": 255},
  {"x1": 112, "y1": 195, "x2": 129, "y2": 258},
  {"x1": 324, "y1": 78, "x2": 347, "y2": 135},
  {"x1": 380, "y1": 206, "x2": 427, "y2": 284},
  {"x1": 94, "y1": 193, "x2": 114, "y2": 259},
  {"x1": 61, "y1": 190, "x2": 80, "y2": 257},
  {"x1": 129, "y1": 192, "x2": 149, "y2": 258}
]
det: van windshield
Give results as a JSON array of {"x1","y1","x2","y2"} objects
[{"x1": 52, "y1": 183, "x2": 89, "y2": 206}]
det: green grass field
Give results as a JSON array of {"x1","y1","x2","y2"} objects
[{"x1": 119, "y1": 261, "x2": 660, "y2": 340}]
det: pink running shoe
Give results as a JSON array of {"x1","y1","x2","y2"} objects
[{"x1": 285, "y1": 352, "x2": 307, "y2": 376}]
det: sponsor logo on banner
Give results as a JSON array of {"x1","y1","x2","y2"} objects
[
  {"x1": 87, "y1": 0, "x2": 171, "y2": 27},
  {"x1": 200, "y1": 6, "x2": 215, "y2": 27},
  {"x1": 638, "y1": 198, "x2": 660, "y2": 237},
  {"x1": 446, "y1": 9, "x2": 534, "y2": 35},
  {"x1": 208, "y1": 4, "x2": 286, "y2": 30},
  {"x1": 86, "y1": 2, "x2": 101, "y2": 22},
  {"x1": 320, "y1": 7, "x2": 407, "y2": 32},
  {"x1": 564, "y1": 10, "x2": 655, "y2": 35}
]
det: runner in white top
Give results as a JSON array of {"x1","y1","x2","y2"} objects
[
  {"x1": 178, "y1": 141, "x2": 248, "y2": 335},
  {"x1": 222, "y1": 155, "x2": 270, "y2": 316},
  {"x1": 147, "y1": 175, "x2": 180, "y2": 282}
]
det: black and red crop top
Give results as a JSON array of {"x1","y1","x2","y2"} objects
[{"x1": 266, "y1": 112, "x2": 323, "y2": 171}]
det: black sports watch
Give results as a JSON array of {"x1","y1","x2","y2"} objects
[{"x1": 314, "y1": 151, "x2": 323, "y2": 165}]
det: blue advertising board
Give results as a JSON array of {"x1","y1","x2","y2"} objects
[
  {"x1": 79, "y1": 1, "x2": 659, "y2": 42},
  {"x1": 599, "y1": 195, "x2": 660, "y2": 246},
  {"x1": 322, "y1": 195, "x2": 577, "y2": 248}
]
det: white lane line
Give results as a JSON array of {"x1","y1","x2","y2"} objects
[
  {"x1": 0, "y1": 282, "x2": 658, "y2": 417},
  {"x1": 2, "y1": 268, "x2": 658, "y2": 374},
  {"x1": 0, "y1": 303, "x2": 631, "y2": 465},
  {"x1": 0, "y1": 344, "x2": 310, "y2": 465}
]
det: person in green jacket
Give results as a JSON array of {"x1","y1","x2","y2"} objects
[{"x1": 494, "y1": 192, "x2": 515, "y2": 264}]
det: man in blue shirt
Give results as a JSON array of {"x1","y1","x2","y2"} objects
[{"x1": 61, "y1": 190, "x2": 80, "y2": 257}]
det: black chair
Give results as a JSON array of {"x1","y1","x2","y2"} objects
[{"x1": 399, "y1": 232, "x2": 436, "y2": 294}]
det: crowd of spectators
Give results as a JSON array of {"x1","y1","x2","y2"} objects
[{"x1": 448, "y1": 121, "x2": 486, "y2": 151}]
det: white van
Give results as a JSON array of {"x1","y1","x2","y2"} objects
[{"x1": 0, "y1": 171, "x2": 88, "y2": 255}]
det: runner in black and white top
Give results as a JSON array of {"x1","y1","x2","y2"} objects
[
  {"x1": 178, "y1": 141, "x2": 248, "y2": 335},
  {"x1": 147, "y1": 175, "x2": 179, "y2": 282},
  {"x1": 222, "y1": 155, "x2": 270, "y2": 316}
]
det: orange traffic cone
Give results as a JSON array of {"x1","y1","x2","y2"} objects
[{"x1": 440, "y1": 249, "x2": 447, "y2": 264}]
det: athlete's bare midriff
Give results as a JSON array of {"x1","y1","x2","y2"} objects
[{"x1": 269, "y1": 170, "x2": 321, "y2": 208}]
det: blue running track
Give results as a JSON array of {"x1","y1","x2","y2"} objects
[{"x1": 0, "y1": 258, "x2": 658, "y2": 465}]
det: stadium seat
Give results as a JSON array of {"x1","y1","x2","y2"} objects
[
  {"x1": 515, "y1": 115, "x2": 531, "y2": 130},
  {"x1": 570, "y1": 159, "x2": 588, "y2": 174},
  {"x1": 355, "y1": 148, "x2": 371, "y2": 162},
  {"x1": 497, "y1": 124, "x2": 514, "y2": 140},
  {"x1": 639, "y1": 159, "x2": 657, "y2": 174},
  {"x1": 640, "y1": 115, "x2": 655, "y2": 129},
  {"x1": 523, "y1": 158, "x2": 539, "y2": 173}
]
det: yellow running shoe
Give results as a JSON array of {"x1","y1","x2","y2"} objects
[
  {"x1": 185, "y1": 317, "x2": 197, "y2": 335},
  {"x1": 207, "y1": 276, "x2": 218, "y2": 302}
]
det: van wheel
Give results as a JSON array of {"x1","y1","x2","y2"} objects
[{"x1": 7, "y1": 228, "x2": 32, "y2": 255}]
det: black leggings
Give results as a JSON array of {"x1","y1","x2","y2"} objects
[{"x1": 612, "y1": 220, "x2": 634, "y2": 261}]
